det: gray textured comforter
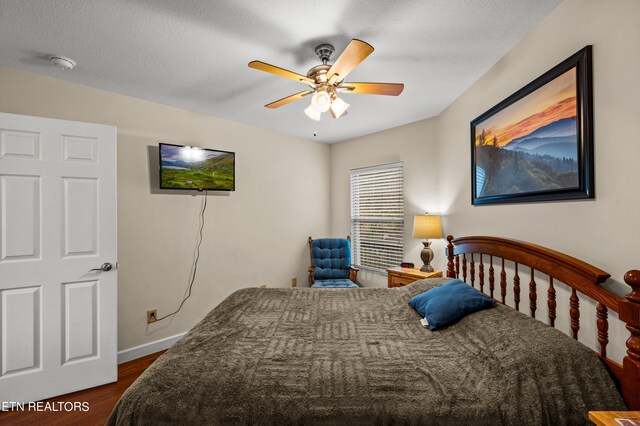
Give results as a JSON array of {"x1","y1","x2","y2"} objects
[{"x1": 107, "y1": 279, "x2": 625, "y2": 425}]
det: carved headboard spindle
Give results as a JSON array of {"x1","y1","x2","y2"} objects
[
  {"x1": 529, "y1": 268, "x2": 537, "y2": 319},
  {"x1": 569, "y1": 288, "x2": 580, "y2": 340},
  {"x1": 462, "y1": 254, "x2": 467, "y2": 283},
  {"x1": 548, "y1": 277, "x2": 556, "y2": 327},
  {"x1": 478, "y1": 255, "x2": 485, "y2": 293},
  {"x1": 500, "y1": 259, "x2": 507, "y2": 304},
  {"x1": 513, "y1": 263, "x2": 520, "y2": 311},
  {"x1": 470, "y1": 254, "x2": 476, "y2": 288},
  {"x1": 489, "y1": 256, "x2": 495, "y2": 299},
  {"x1": 597, "y1": 303, "x2": 609, "y2": 358}
]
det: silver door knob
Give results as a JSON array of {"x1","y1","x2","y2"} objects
[{"x1": 90, "y1": 263, "x2": 113, "y2": 272}]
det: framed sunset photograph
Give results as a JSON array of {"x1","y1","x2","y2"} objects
[{"x1": 471, "y1": 46, "x2": 593, "y2": 205}]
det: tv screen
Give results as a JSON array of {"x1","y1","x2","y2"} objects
[{"x1": 159, "y1": 143, "x2": 235, "y2": 191}]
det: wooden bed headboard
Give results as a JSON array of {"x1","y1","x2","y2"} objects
[{"x1": 445, "y1": 235, "x2": 640, "y2": 409}]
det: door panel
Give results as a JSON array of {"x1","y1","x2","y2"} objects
[
  {"x1": 0, "y1": 129, "x2": 39, "y2": 160},
  {"x1": 62, "y1": 280, "x2": 98, "y2": 363},
  {"x1": 0, "y1": 174, "x2": 41, "y2": 261},
  {"x1": 0, "y1": 286, "x2": 41, "y2": 377},
  {"x1": 62, "y1": 135, "x2": 97, "y2": 163},
  {"x1": 0, "y1": 112, "x2": 117, "y2": 402},
  {"x1": 63, "y1": 177, "x2": 98, "y2": 257}
]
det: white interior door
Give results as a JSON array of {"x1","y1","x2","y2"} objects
[{"x1": 0, "y1": 112, "x2": 117, "y2": 402}]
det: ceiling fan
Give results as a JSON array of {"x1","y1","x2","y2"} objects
[{"x1": 248, "y1": 39, "x2": 404, "y2": 121}]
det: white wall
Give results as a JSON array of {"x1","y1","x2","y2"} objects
[
  {"x1": 330, "y1": 0, "x2": 640, "y2": 362},
  {"x1": 0, "y1": 66, "x2": 331, "y2": 351},
  {"x1": 330, "y1": 118, "x2": 441, "y2": 287}
]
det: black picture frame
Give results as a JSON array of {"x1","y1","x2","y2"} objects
[{"x1": 470, "y1": 46, "x2": 593, "y2": 205}]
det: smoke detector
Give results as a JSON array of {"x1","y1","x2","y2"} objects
[{"x1": 49, "y1": 55, "x2": 76, "y2": 70}]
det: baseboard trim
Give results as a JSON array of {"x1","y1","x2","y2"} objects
[{"x1": 117, "y1": 332, "x2": 186, "y2": 364}]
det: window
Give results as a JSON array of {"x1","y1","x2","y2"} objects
[{"x1": 350, "y1": 162, "x2": 404, "y2": 273}]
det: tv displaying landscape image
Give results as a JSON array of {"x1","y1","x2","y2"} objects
[
  {"x1": 473, "y1": 67, "x2": 579, "y2": 200},
  {"x1": 160, "y1": 143, "x2": 235, "y2": 191}
]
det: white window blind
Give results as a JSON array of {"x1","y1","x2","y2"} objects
[{"x1": 350, "y1": 162, "x2": 404, "y2": 273}]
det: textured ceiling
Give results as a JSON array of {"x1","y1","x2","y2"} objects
[{"x1": 0, "y1": 0, "x2": 561, "y2": 143}]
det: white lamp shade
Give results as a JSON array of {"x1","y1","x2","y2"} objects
[
  {"x1": 304, "y1": 104, "x2": 321, "y2": 121},
  {"x1": 329, "y1": 96, "x2": 349, "y2": 118},
  {"x1": 311, "y1": 91, "x2": 331, "y2": 112},
  {"x1": 412, "y1": 215, "x2": 442, "y2": 239}
]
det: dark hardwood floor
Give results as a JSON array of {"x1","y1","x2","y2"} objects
[{"x1": 0, "y1": 351, "x2": 164, "y2": 426}]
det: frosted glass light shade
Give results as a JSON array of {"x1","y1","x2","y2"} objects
[
  {"x1": 330, "y1": 96, "x2": 349, "y2": 118},
  {"x1": 412, "y1": 215, "x2": 442, "y2": 239},
  {"x1": 304, "y1": 104, "x2": 320, "y2": 121},
  {"x1": 311, "y1": 91, "x2": 331, "y2": 112}
]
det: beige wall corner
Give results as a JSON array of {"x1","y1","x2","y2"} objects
[{"x1": 330, "y1": 118, "x2": 441, "y2": 287}]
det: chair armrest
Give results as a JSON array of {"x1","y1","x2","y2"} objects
[
  {"x1": 349, "y1": 267, "x2": 359, "y2": 283},
  {"x1": 308, "y1": 266, "x2": 315, "y2": 285}
]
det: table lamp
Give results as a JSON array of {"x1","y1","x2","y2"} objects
[{"x1": 412, "y1": 214, "x2": 442, "y2": 272}]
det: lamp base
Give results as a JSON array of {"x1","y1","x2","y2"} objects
[{"x1": 420, "y1": 240, "x2": 434, "y2": 272}]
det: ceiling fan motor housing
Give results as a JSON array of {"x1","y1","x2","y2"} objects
[{"x1": 306, "y1": 64, "x2": 331, "y2": 83}]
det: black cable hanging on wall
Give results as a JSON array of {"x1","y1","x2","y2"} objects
[{"x1": 156, "y1": 191, "x2": 208, "y2": 321}]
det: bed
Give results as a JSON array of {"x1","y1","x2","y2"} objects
[{"x1": 107, "y1": 236, "x2": 640, "y2": 425}]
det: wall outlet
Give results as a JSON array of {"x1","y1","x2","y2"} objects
[
  {"x1": 147, "y1": 309, "x2": 158, "y2": 324},
  {"x1": 259, "y1": 284, "x2": 267, "y2": 288},
  {"x1": 291, "y1": 277, "x2": 297, "y2": 287}
]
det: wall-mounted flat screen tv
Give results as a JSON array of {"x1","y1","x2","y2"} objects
[{"x1": 159, "y1": 143, "x2": 235, "y2": 191}]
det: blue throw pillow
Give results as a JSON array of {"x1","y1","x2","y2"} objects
[{"x1": 408, "y1": 279, "x2": 495, "y2": 330}]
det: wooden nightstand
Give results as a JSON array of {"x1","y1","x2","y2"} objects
[
  {"x1": 589, "y1": 411, "x2": 640, "y2": 425},
  {"x1": 387, "y1": 267, "x2": 442, "y2": 288}
]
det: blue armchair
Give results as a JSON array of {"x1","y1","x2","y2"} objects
[{"x1": 308, "y1": 237, "x2": 359, "y2": 288}]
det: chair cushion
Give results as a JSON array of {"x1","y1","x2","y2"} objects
[
  {"x1": 312, "y1": 279, "x2": 359, "y2": 289},
  {"x1": 407, "y1": 279, "x2": 495, "y2": 330},
  {"x1": 311, "y1": 238, "x2": 351, "y2": 281}
]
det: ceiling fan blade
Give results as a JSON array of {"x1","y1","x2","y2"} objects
[
  {"x1": 339, "y1": 82, "x2": 404, "y2": 96},
  {"x1": 327, "y1": 39, "x2": 374, "y2": 83},
  {"x1": 265, "y1": 90, "x2": 313, "y2": 109},
  {"x1": 248, "y1": 61, "x2": 315, "y2": 86}
]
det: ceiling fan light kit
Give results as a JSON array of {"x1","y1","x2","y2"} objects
[
  {"x1": 311, "y1": 91, "x2": 331, "y2": 112},
  {"x1": 304, "y1": 104, "x2": 321, "y2": 121},
  {"x1": 329, "y1": 96, "x2": 349, "y2": 118},
  {"x1": 248, "y1": 39, "x2": 404, "y2": 121}
]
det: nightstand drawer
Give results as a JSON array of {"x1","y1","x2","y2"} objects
[
  {"x1": 389, "y1": 275, "x2": 418, "y2": 287},
  {"x1": 387, "y1": 267, "x2": 442, "y2": 288}
]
